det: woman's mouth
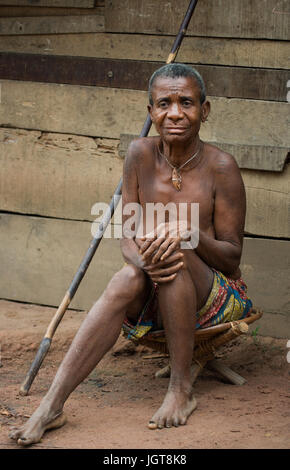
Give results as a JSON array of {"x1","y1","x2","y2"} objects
[{"x1": 165, "y1": 127, "x2": 186, "y2": 134}]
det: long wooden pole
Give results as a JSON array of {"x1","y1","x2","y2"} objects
[{"x1": 19, "y1": 0, "x2": 200, "y2": 396}]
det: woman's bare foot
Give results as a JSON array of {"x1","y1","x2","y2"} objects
[
  {"x1": 9, "y1": 406, "x2": 66, "y2": 446},
  {"x1": 148, "y1": 386, "x2": 197, "y2": 429}
]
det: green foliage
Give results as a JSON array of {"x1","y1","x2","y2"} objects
[{"x1": 251, "y1": 325, "x2": 260, "y2": 345}]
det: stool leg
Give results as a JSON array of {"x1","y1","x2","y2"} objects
[
  {"x1": 190, "y1": 356, "x2": 210, "y2": 384},
  {"x1": 155, "y1": 356, "x2": 209, "y2": 381},
  {"x1": 190, "y1": 362, "x2": 203, "y2": 385},
  {"x1": 207, "y1": 359, "x2": 246, "y2": 385},
  {"x1": 155, "y1": 364, "x2": 171, "y2": 378}
]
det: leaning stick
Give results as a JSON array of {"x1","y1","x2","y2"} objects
[{"x1": 19, "y1": 0, "x2": 200, "y2": 396}]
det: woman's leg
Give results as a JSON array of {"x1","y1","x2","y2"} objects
[
  {"x1": 9, "y1": 264, "x2": 150, "y2": 445},
  {"x1": 148, "y1": 250, "x2": 213, "y2": 429}
]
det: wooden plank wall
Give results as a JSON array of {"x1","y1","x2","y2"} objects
[{"x1": 0, "y1": 0, "x2": 289, "y2": 336}]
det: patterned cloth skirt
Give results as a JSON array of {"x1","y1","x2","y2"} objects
[{"x1": 123, "y1": 269, "x2": 253, "y2": 341}]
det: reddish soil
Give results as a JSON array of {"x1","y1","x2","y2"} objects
[{"x1": 0, "y1": 299, "x2": 289, "y2": 450}]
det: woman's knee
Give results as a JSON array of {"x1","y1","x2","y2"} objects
[
  {"x1": 104, "y1": 264, "x2": 146, "y2": 302},
  {"x1": 120, "y1": 264, "x2": 146, "y2": 293},
  {"x1": 179, "y1": 248, "x2": 203, "y2": 272},
  {"x1": 170, "y1": 249, "x2": 210, "y2": 289}
]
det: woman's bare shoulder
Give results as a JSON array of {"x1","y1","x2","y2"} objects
[
  {"x1": 127, "y1": 136, "x2": 159, "y2": 154},
  {"x1": 204, "y1": 142, "x2": 240, "y2": 175}
]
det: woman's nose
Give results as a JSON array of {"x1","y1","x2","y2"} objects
[{"x1": 167, "y1": 103, "x2": 184, "y2": 120}]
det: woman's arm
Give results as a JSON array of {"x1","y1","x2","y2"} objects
[
  {"x1": 195, "y1": 153, "x2": 246, "y2": 276},
  {"x1": 120, "y1": 139, "x2": 145, "y2": 267}
]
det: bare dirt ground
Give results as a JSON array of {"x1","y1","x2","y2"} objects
[{"x1": 0, "y1": 299, "x2": 289, "y2": 450}]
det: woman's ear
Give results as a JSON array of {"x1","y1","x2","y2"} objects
[
  {"x1": 201, "y1": 100, "x2": 210, "y2": 122},
  {"x1": 147, "y1": 104, "x2": 154, "y2": 121}
]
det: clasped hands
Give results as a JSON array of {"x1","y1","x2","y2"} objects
[{"x1": 135, "y1": 222, "x2": 192, "y2": 284}]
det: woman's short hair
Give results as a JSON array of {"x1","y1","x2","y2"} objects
[{"x1": 148, "y1": 63, "x2": 206, "y2": 105}]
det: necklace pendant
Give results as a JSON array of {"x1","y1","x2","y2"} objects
[{"x1": 172, "y1": 167, "x2": 181, "y2": 191}]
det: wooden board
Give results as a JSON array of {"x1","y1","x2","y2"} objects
[
  {"x1": 0, "y1": 14, "x2": 104, "y2": 34},
  {"x1": 240, "y1": 238, "x2": 290, "y2": 316},
  {"x1": 0, "y1": 128, "x2": 122, "y2": 221},
  {"x1": 211, "y1": 143, "x2": 289, "y2": 172},
  {"x1": 0, "y1": 52, "x2": 288, "y2": 102},
  {"x1": 0, "y1": 212, "x2": 288, "y2": 315},
  {"x1": 0, "y1": 128, "x2": 289, "y2": 238},
  {"x1": 105, "y1": 0, "x2": 290, "y2": 40},
  {"x1": 0, "y1": 5, "x2": 104, "y2": 16},
  {"x1": 0, "y1": 213, "x2": 124, "y2": 310},
  {"x1": 201, "y1": 97, "x2": 290, "y2": 149},
  {"x1": 0, "y1": 33, "x2": 288, "y2": 70},
  {"x1": 241, "y1": 167, "x2": 290, "y2": 238},
  {"x1": 248, "y1": 311, "x2": 290, "y2": 339},
  {"x1": 0, "y1": 80, "x2": 289, "y2": 148},
  {"x1": 0, "y1": 1, "x2": 95, "y2": 7}
]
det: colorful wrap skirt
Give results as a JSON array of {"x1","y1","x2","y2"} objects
[{"x1": 122, "y1": 269, "x2": 253, "y2": 341}]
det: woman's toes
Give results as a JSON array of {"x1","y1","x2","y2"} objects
[
  {"x1": 165, "y1": 418, "x2": 173, "y2": 428},
  {"x1": 180, "y1": 416, "x2": 187, "y2": 425},
  {"x1": 148, "y1": 420, "x2": 158, "y2": 430},
  {"x1": 17, "y1": 437, "x2": 33, "y2": 447},
  {"x1": 9, "y1": 427, "x2": 22, "y2": 440},
  {"x1": 173, "y1": 416, "x2": 180, "y2": 427}
]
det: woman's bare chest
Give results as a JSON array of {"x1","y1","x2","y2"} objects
[{"x1": 137, "y1": 166, "x2": 215, "y2": 230}]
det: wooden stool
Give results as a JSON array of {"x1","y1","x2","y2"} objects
[{"x1": 123, "y1": 308, "x2": 263, "y2": 386}]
